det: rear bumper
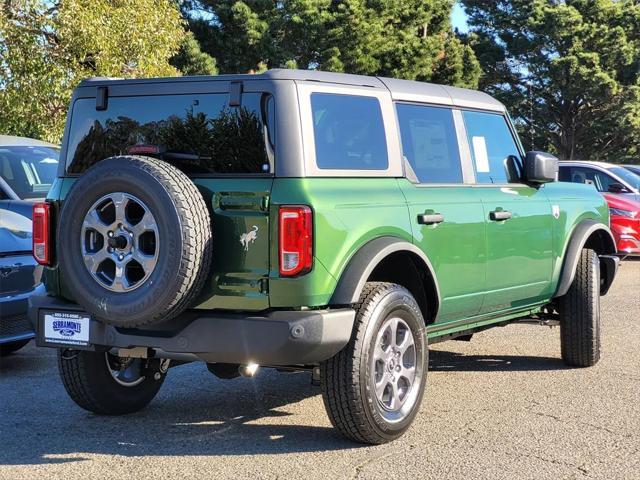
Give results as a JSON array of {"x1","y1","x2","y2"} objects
[
  {"x1": 0, "y1": 284, "x2": 42, "y2": 344},
  {"x1": 29, "y1": 294, "x2": 355, "y2": 365}
]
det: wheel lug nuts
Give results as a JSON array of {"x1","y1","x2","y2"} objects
[
  {"x1": 108, "y1": 231, "x2": 114, "y2": 237},
  {"x1": 118, "y1": 254, "x2": 124, "y2": 261},
  {"x1": 129, "y1": 232, "x2": 134, "y2": 237},
  {"x1": 396, "y1": 365, "x2": 401, "y2": 372}
]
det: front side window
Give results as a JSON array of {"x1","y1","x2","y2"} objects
[
  {"x1": 396, "y1": 104, "x2": 462, "y2": 183},
  {"x1": 0, "y1": 145, "x2": 59, "y2": 199},
  {"x1": 462, "y1": 111, "x2": 521, "y2": 184},
  {"x1": 311, "y1": 93, "x2": 388, "y2": 170},
  {"x1": 66, "y1": 93, "x2": 271, "y2": 175}
]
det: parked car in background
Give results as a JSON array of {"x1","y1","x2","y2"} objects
[
  {"x1": 622, "y1": 164, "x2": 640, "y2": 178},
  {"x1": 558, "y1": 160, "x2": 640, "y2": 202},
  {"x1": 603, "y1": 193, "x2": 640, "y2": 257},
  {"x1": 1, "y1": 135, "x2": 59, "y2": 355}
]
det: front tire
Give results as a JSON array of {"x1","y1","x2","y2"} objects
[
  {"x1": 58, "y1": 349, "x2": 169, "y2": 414},
  {"x1": 320, "y1": 282, "x2": 427, "y2": 444},
  {"x1": 559, "y1": 248, "x2": 601, "y2": 367}
]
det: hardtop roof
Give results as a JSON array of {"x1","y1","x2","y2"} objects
[{"x1": 79, "y1": 69, "x2": 505, "y2": 113}]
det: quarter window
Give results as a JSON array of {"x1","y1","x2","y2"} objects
[
  {"x1": 310, "y1": 93, "x2": 388, "y2": 170},
  {"x1": 396, "y1": 104, "x2": 462, "y2": 183},
  {"x1": 462, "y1": 111, "x2": 521, "y2": 184}
]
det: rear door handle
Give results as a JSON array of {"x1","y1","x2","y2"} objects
[
  {"x1": 490, "y1": 210, "x2": 512, "y2": 221},
  {"x1": 417, "y1": 213, "x2": 445, "y2": 225}
]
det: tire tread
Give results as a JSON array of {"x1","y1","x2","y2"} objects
[{"x1": 559, "y1": 249, "x2": 601, "y2": 367}]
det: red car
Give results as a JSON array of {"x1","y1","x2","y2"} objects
[{"x1": 603, "y1": 193, "x2": 640, "y2": 256}]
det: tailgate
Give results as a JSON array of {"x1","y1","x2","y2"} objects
[{"x1": 193, "y1": 178, "x2": 274, "y2": 311}]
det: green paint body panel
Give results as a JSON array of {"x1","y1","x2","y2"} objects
[
  {"x1": 398, "y1": 180, "x2": 486, "y2": 322},
  {"x1": 45, "y1": 173, "x2": 610, "y2": 339}
]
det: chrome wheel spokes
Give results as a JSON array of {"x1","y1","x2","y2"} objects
[
  {"x1": 81, "y1": 192, "x2": 159, "y2": 292},
  {"x1": 372, "y1": 317, "x2": 417, "y2": 413}
]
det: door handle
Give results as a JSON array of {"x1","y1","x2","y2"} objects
[
  {"x1": 490, "y1": 210, "x2": 512, "y2": 221},
  {"x1": 417, "y1": 213, "x2": 445, "y2": 225}
]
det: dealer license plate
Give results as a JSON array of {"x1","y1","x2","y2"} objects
[{"x1": 43, "y1": 312, "x2": 91, "y2": 346}]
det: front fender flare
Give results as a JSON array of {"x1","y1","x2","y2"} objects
[
  {"x1": 329, "y1": 236, "x2": 440, "y2": 313},
  {"x1": 553, "y1": 220, "x2": 617, "y2": 298}
]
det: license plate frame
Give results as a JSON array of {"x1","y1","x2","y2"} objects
[{"x1": 41, "y1": 311, "x2": 91, "y2": 347}]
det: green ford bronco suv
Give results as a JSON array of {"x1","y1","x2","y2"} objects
[{"x1": 30, "y1": 69, "x2": 619, "y2": 444}]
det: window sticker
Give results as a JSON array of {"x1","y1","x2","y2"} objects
[{"x1": 472, "y1": 136, "x2": 490, "y2": 173}]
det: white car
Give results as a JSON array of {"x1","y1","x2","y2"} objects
[{"x1": 559, "y1": 160, "x2": 640, "y2": 203}]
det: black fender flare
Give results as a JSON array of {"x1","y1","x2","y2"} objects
[
  {"x1": 553, "y1": 219, "x2": 617, "y2": 298},
  {"x1": 329, "y1": 236, "x2": 441, "y2": 314}
]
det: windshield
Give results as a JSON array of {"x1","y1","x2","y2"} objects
[
  {"x1": 610, "y1": 166, "x2": 640, "y2": 191},
  {"x1": 0, "y1": 145, "x2": 59, "y2": 199}
]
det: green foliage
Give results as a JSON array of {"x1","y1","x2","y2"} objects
[
  {"x1": 461, "y1": 0, "x2": 640, "y2": 163},
  {"x1": 170, "y1": 33, "x2": 218, "y2": 76},
  {"x1": 185, "y1": 0, "x2": 481, "y2": 87},
  {"x1": 0, "y1": 0, "x2": 186, "y2": 143}
]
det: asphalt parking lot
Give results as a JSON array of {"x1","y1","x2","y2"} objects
[{"x1": 1, "y1": 261, "x2": 638, "y2": 480}]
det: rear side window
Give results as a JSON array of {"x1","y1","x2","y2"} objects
[
  {"x1": 396, "y1": 104, "x2": 462, "y2": 183},
  {"x1": 462, "y1": 111, "x2": 521, "y2": 184},
  {"x1": 311, "y1": 93, "x2": 388, "y2": 170},
  {"x1": 66, "y1": 93, "x2": 271, "y2": 175}
]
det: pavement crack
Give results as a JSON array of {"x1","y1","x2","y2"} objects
[
  {"x1": 529, "y1": 410, "x2": 633, "y2": 439},
  {"x1": 349, "y1": 444, "x2": 416, "y2": 480}
]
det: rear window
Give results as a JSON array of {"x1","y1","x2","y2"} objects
[
  {"x1": 0, "y1": 146, "x2": 59, "y2": 199},
  {"x1": 310, "y1": 93, "x2": 388, "y2": 170},
  {"x1": 65, "y1": 93, "x2": 272, "y2": 175}
]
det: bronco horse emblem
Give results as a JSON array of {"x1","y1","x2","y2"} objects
[{"x1": 239, "y1": 225, "x2": 259, "y2": 251}]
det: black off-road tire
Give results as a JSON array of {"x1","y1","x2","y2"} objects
[
  {"x1": 559, "y1": 248, "x2": 601, "y2": 367},
  {"x1": 0, "y1": 339, "x2": 30, "y2": 356},
  {"x1": 58, "y1": 349, "x2": 167, "y2": 415},
  {"x1": 320, "y1": 282, "x2": 427, "y2": 444},
  {"x1": 57, "y1": 156, "x2": 212, "y2": 328}
]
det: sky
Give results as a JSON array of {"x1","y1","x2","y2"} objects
[{"x1": 451, "y1": 2, "x2": 470, "y2": 33}]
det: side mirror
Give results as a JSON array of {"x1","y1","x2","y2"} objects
[
  {"x1": 607, "y1": 183, "x2": 628, "y2": 194},
  {"x1": 524, "y1": 151, "x2": 558, "y2": 184}
]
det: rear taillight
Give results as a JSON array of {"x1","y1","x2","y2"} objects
[
  {"x1": 32, "y1": 202, "x2": 51, "y2": 265},
  {"x1": 279, "y1": 205, "x2": 313, "y2": 277}
]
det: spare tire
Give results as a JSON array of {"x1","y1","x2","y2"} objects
[{"x1": 57, "y1": 156, "x2": 212, "y2": 328}]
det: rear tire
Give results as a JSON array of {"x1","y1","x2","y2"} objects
[
  {"x1": 320, "y1": 282, "x2": 427, "y2": 444},
  {"x1": 559, "y1": 248, "x2": 601, "y2": 367},
  {"x1": 0, "y1": 339, "x2": 30, "y2": 356},
  {"x1": 58, "y1": 349, "x2": 168, "y2": 414}
]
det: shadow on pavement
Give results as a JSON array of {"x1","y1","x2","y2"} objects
[
  {"x1": 429, "y1": 349, "x2": 570, "y2": 372},
  {"x1": 0, "y1": 343, "x2": 572, "y2": 465},
  {"x1": 0, "y1": 362, "x2": 359, "y2": 465}
]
